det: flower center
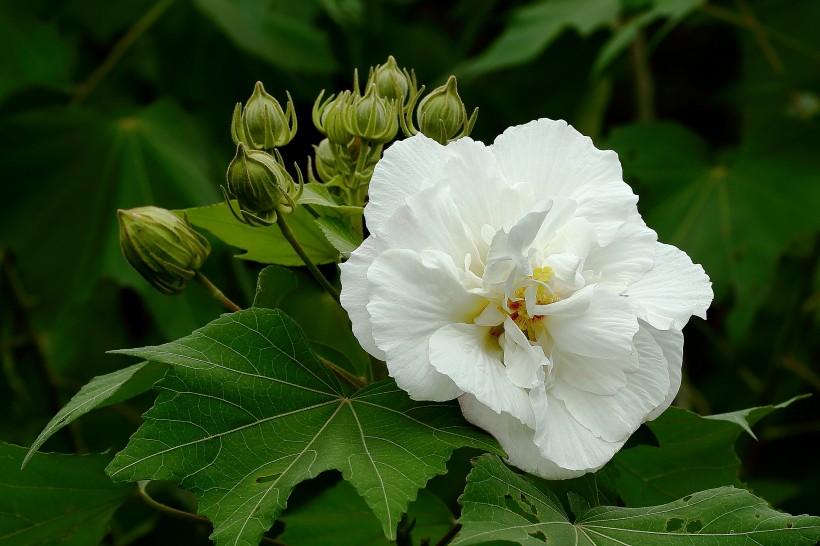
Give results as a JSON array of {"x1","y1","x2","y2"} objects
[{"x1": 490, "y1": 266, "x2": 560, "y2": 341}]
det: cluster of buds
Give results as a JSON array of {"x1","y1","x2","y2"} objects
[
  {"x1": 223, "y1": 143, "x2": 303, "y2": 226},
  {"x1": 117, "y1": 207, "x2": 211, "y2": 295},
  {"x1": 231, "y1": 82, "x2": 297, "y2": 150},
  {"x1": 223, "y1": 80, "x2": 304, "y2": 226}
]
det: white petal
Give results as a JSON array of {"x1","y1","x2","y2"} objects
[
  {"x1": 586, "y1": 212, "x2": 657, "y2": 285},
  {"x1": 501, "y1": 317, "x2": 548, "y2": 389},
  {"x1": 367, "y1": 249, "x2": 485, "y2": 401},
  {"x1": 551, "y1": 327, "x2": 670, "y2": 442},
  {"x1": 365, "y1": 133, "x2": 450, "y2": 234},
  {"x1": 547, "y1": 288, "x2": 639, "y2": 358},
  {"x1": 624, "y1": 243, "x2": 713, "y2": 330},
  {"x1": 555, "y1": 350, "x2": 634, "y2": 396},
  {"x1": 530, "y1": 389, "x2": 623, "y2": 472},
  {"x1": 339, "y1": 236, "x2": 385, "y2": 360},
  {"x1": 374, "y1": 182, "x2": 483, "y2": 275},
  {"x1": 458, "y1": 393, "x2": 585, "y2": 479},
  {"x1": 429, "y1": 322, "x2": 534, "y2": 425},
  {"x1": 491, "y1": 118, "x2": 637, "y2": 245},
  {"x1": 644, "y1": 323, "x2": 684, "y2": 419}
]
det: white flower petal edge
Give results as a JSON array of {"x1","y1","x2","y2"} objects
[{"x1": 340, "y1": 118, "x2": 714, "y2": 479}]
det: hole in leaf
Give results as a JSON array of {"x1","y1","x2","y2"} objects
[
  {"x1": 682, "y1": 495, "x2": 693, "y2": 502},
  {"x1": 504, "y1": 493, "x2": 540, "y2": 524},
  {"x1": 754, "y1": 513, "x2": 760, "y2": 519},
  {"x1": 686, "y1": 520, "x2": 703, "y2": 533},
  {"x1": 665, "y1": 518, "x2": 684, "y2": 531},
  {"x1": 528, "y1": 530, "x2": 548, "y2": 542},
  {"x1": 256, "y1": 474, "x2": 279, "y2": 484},
  {"x1": 787, "y1": 522, "x2": 794, "y2": 529}
]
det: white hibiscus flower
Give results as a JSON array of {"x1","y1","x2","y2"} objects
[{"x1": 340, "y1": 119, "x2": 713, "y2": 479}]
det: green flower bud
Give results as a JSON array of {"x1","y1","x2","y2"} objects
[
  {"x1": 313, "y1": 90, "x2": 355, "y2": 145},
  {"x1": 413, "y1": 75, "x2": 478, "y2": 144},
  {"x1": 233, "y1": 81, "x2": 297, "y2": 150},
  {"x1": 313, "y1": 138, "x2": 340, "y2": 183},
  {"x1": 224, "y1": 143, "x2": 299, "y2": 226},
  {"x1": 347, "y1": 83, "x2": 399, "y2": 144},
  {"x1": 117, "y1": 206, "x2": 210, "y2": 295},
  {"x1": 368, "y1": 55, "x2": 416, "y2": 104}
]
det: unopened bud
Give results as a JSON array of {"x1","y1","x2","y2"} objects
[
  {"x1": 414, "y1": 75, "x2": 477, "y2": 144},
  {"x1": 369, "y1": 55, "x2": 415, "y2": 104},
  {"x1": 313, "y1": 91, "x2": 355, "y2": 145},
  {"x1": 313, "y1": 138, "x2": 340, "y2": 183},
  {"x1": 117, "y1": 207, "x2": 210, "y2": 295},
  {"x1": 232, "y1": 81, "x2": 297, "y2": 149},
  {"x1": 224, "y1": 143, "x2": 299, "y2": 226},
  {"x1": 347, "y1": 83, "x2": 398, "y2": 144}
]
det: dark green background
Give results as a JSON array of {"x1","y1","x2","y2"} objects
[{"x1": 1, "y1": 0, "x2": 818, "y2": 544}]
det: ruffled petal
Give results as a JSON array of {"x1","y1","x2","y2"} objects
[
  {"x1": 501, "y1": 317, "x2": 548, "y2": 389},
  {"x1": 339, "y1": 236, "x2": 386, "y2": 360},
  {"x1": 551, "y1": 326, "x2": 670, "y2": 442},
  {"x1": 367, "y1": 249, "x2": 485, "y2": 401},
  {"x1": 491, "y1": 119, "x2": 637, "y2": 245},
  {"x1": 547, "y1": 288, "x2": 639, "y2": 358},
  {"x1": 365, "y1": 133, "x2": 451, "y2": 234},
  {"x1": 644, "y1": 323, "x2": 684, "y2": 420},
  {"x1": 530, "y1": 389, "x2": 623, "y2": 472},
  {"x1": 625, "y1": 243, "x2": 713, "y2": 330},
  {"x1": 459, "y1": 393, "x2": 585, "y2": 479},
  {"x1": 586, "y1": 212, "x2": 657, "y2": 285},
  {"x1": 429, "y1": 322, "x2": 534, "y2": 425}
]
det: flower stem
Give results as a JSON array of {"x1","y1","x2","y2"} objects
[
  {"x1": 317, "y1": 355, "x2": 367, "y2": 390},
  {"x1": 71, "y1": 0, "x2": 176, "y2": 105},
  {"x1": 275, "y1": 208, "x2": 341, "y2": 304},
  {"x1": 137, "y1": 482, "x2": 289, "y2": 545},
  {"x1": 194, "y1": 271, "x2": 241, "y2": 312}
]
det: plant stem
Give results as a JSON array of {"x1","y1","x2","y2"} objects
[
  {"x1": 137, "y1": 483, "x2": 290, "y2": 545},
  {"x1": 194, "y1": 271, "x2": 242, "y2": 312},
  {"x1": 434, "y1": 524, "x2": 462, "y2": 546},
  {"x1": 317, "y1": 355, "x2": 367, "y2": 390},
  {"x1": 275, "y1": 208, "x2": 341, "y2": 304},
  {"x1": 70, "y1": 0, "x2": 176, "y2": 105},
  {"x1": 629, "y1": 29, "x2": 655, "y2": 122}
]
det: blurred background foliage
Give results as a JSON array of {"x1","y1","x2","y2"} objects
[{"x1": 0, "y1": 0, "x2": 818, "y2": 543}]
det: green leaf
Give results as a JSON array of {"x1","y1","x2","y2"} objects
[
  {"x1": 455, "y1": 0, "x2": 619, "y2": 80},
  {"x1": 279, "y1": 480, "x2": 454, "y2": 546},
  {"x1": 0, "y1": 8, "x2": 72, "y2": 102},
  {"x1": 608, "y1": 396, "x2": 808, "y2": 507},
  {"x1": 23, "y1": 361, "x2": 167, "y2": 468},
  {"x1": 252, "y1": 266, "x2": 369, "y2": 377},
  {"x1": 192, "y1": 0, "x2": 336, "y2": 73},
  {"x1": 252, "y1": 265, "x2": 299, "y2": 309},
  {"x1": 607, "y1": 121, "x2": 820, "y2": 338},
  {"x1": 0, "y1": 442, "x2": 132, "y2": 545},
  {"x1": 455, "y1": 454, "x2": 820, "y2": 545},
  {"x1": 106, "y1": 308, "x2": 501, "y2": 545},
  {"x1": 315, "y1": 216, "x2": 361, "y2": 259},
  {"x1": 593, "y1": 0, "x2": 704, "y2": 75},
  {"x1": 184, "y1": 202, "x2": 339, "y2": 266},
  {"x1": 299, "y1": 182, "x2": 364, "y2": 216}
]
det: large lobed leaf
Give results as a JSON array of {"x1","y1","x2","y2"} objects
[
  {"x1": 455, "y1": 454, "x2": 820, "y2": 545},
  {"x1": 23, "y1": 361, "x2": 167, "y2": 468},
  {"x1": 609, "y1": 396, "x2": 808, "y2": 507},
  {"x1": 0, "y1": 443, "x2": 131, "y2": 546},
  {"x1": 106, "y1": 308, "x2": 501, "y2": 546}
]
